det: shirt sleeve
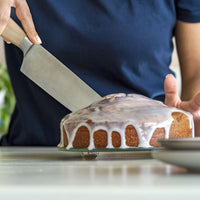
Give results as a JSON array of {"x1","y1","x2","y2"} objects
[{"x1": 176, "y1": 0, "x2": 200, "y2": 22}]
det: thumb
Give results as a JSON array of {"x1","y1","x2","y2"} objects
[{"x1": 164, "y1": 74, "x2": 181, "y2": 107}]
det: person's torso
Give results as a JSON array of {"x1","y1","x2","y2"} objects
[
  {"x1": 30, "y1": 0, "x2": 176, "y2": 99},
  {"x1": 1, "y1": 0, "x2": 177, "y2": 145}
]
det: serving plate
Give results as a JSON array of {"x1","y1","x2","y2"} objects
[
  {"x1": 58, "y1": 147, "x2": 161, "y2": 152},
  {"x1": 58, "y1": 147, "x2": 162, "y2": 160},
  {"x1": 157, "y1": 138, "x2": 200, "y2": 150},
  {"x1": 152, "y1": 138, "x2": 200, "y2": 172},
  {"x1": 152, "y1": 150, "x2": 200, "y2": 172}
]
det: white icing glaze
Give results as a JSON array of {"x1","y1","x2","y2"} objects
[{"x1": 59, "y1": 93, "x2": 194, "y2": 150}]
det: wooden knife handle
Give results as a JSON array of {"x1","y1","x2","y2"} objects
[{"x1": 1, "y1": 18, "x2": 26, "y2": 47}]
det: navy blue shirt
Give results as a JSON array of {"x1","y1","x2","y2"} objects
[{"x1": 1, "y1": 0, "x2": 200, "y2": 146}]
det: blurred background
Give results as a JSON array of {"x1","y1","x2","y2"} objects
[
  {"x1": 0, "y1": 38, "x2": 181, "y2": 136},
  {"x1": 0, "y1": 39, "x2": 15, "y2": 135}
]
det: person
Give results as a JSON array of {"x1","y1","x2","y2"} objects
[{"x1": 0, "y1": 0, "x2": 200, "y2": 146}]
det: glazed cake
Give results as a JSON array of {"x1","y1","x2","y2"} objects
[{"x1": 58, "y1": 93, "x2": 194, "y2": 150}]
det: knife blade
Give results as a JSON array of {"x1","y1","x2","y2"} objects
[{"x1": 1, "y1": 18, "x2": 102, "y2": 112}]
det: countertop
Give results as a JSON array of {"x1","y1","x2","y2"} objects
[{"x1": 0, "y1": 147, "x2": 200, "y2": 200}]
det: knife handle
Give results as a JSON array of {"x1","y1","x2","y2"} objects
[{"x1": 1, "y1": 18, "x2": 26, "y2": 47}]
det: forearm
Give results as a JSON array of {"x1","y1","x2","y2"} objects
[{"x1": 175, "y1": 20, "x2": 200, "y2": 101}]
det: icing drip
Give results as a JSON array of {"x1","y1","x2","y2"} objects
[{"x1": 59, "y1": 93, "x2": 194, "y2": 150}]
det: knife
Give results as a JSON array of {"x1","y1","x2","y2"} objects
[{"x1": 1, "y1": 18, "x2": 102, "y2": 112}]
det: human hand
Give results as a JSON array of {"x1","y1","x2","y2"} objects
[
  {"x1": 0, "y1": 0, "x2": 41, "y2": 44},
  {"x1": 164, "y1": 74, "x2": 200, "y2": 137}
]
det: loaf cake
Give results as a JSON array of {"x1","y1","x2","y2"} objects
[{"x1": 58, "y1": 93, "x2": 194, "y2": 150}]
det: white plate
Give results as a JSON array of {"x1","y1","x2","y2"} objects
[
  {"x1": 158, "y1": 138, "x2": 200, "y2": 150},
  {"x1": 152, "y1": 150, "x2": 200, "y2": 172}
]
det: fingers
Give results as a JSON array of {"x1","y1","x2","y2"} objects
[
  {"x1": 0, "y1": 0, "x2": 42, "y2": 44},
  {"x1": 194, "y1": 116, "x2": 200, "y2": 137},
  {"x1": 189, "y1": 92, "x2": 200, "y2": 111},
  {"x1": 181, "y1": 92, "x2": 200, "y2": 112},
  {"x1": 14, "y1": 0, "x2": 41, "y2": 44},
  {"x1": 180, "y1": 94, "x2": 200, "y2": 137},
  {"x1": 164, "y1": 74, "x2": 181, "y2": 107},
  {"x1": 2, "y1": 37, "x2": 11, "y2": 44},
  {"x1": 0, "y1": 0, "x2": 11, "y2": 35}
]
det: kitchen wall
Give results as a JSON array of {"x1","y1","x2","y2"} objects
[{"x1": 0, "y1": 38, "x2": 182, "y2": 95}]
